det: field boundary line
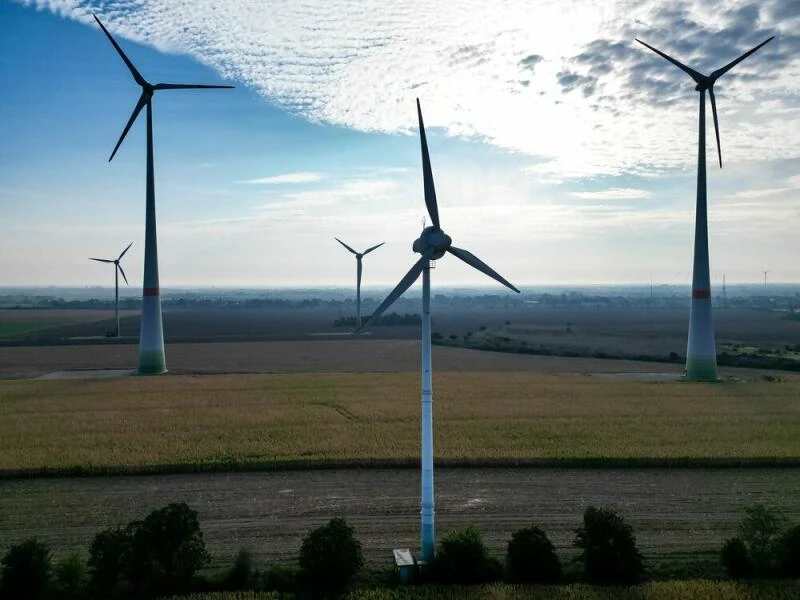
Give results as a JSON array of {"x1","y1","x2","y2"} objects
[{"x1": 2, "y1": 456, "x2": 800, "y2": 480}]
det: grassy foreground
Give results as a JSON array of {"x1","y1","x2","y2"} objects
[
  {"x1": 166, "y1": 580, "x2": 800, "y2": 599},
  {"x1": 1, "y1": 372, "x2": 799, "y2": 475}
]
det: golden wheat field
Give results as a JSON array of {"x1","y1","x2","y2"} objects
[
  {"x1": 166, "y1": 580, "x2": 800, "y2": 599},
  {"x1": 1, "y1": 372, "x2": 798, "y2": 474}
]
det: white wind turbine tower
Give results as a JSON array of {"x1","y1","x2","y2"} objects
[
  {"x1": 636, "y1": 35, "x2": 773, "y2": 381},
  {"x1": 360, "y1": 99, "x2": 519, "y2": 562},
  {"x1": 335, "y1": 238, "x2": 385, "y2": 330},
  {"x1": 89, "y1": 242, "x2": 133, "y2": 337},
  {"x1": 94, "y1": 14, "x2": 234, "y2": 374}
]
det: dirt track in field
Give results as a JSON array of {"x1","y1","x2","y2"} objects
[{"x1": 2, "y1": 468, "x2": 798, "y2": 572}]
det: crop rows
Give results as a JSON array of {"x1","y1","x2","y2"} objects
[{"x1": 1, "y1": 372, "x2": 799, "y2": 475}]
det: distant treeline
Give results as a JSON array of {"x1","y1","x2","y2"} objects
[
  {"x1": 334, "y1": 313, "x2": 421, "y2": 327},
  {"x1": 1, "y1": 290, "x2": 797, "y2": 312}
]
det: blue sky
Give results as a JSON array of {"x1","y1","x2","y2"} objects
[{"x1": 1, "y1": 0, "x2": 798, "y2": 289}]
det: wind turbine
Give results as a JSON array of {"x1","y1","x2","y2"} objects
[
  {"x1": 94, "y1": 14, "x2": 234, "y2": 374},
  {"x1": 335, "y1": 238, "x2": 385, "y2": 330},
  {"x1": 360, "y1": 99, "x2": 519, "y2": 562},
  {"x1": 636, "y1": 35, "x2": 773, "y2": 381},
  {"x1": 89, "y1": 242, "x2": 133, "y2": 337}
]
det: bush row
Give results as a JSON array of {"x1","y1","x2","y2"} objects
[{"x1": 2, "y1": 503, "x2": 799, "y2": 599}]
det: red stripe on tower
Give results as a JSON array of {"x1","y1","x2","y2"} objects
[
  {"x1": 143, "y1": 287, "x2": 160, "y2": 297},
  {"x1": 692, "y1": 289, "x2": 711, "y2": 299}
]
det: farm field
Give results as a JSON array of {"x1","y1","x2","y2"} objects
[
  {"x1": 2, "y1": 468, "x2": 799, "y2": 573},
  {"x1": 1, "y1": 372, "x2": 798, "y2": 474},
  {"x1": 2, "y1": 305, "x2": 797, "y2": 357},
  {"x1": 0, "y1": 308, "x2": 135, "y2": 338}
]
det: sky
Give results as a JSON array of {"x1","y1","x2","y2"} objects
[{"x1": 1, "y1": 0, "x2": 799, "y2": 290}]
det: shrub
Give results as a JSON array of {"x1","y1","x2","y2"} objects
[
  {"x1": 224, "y1": 548, "x2": 255, "y2": 591},
  {"x1": 0, "y1": 538, "x2": 53, "y2": 600},
  {"x1": 262, "y1": 564, "x2": 299, "y2": 592},
  {"x1": 776, "y1": 524, "x2": 800, "y2": 577},
  {"x1": 432, "y1": 525, "x2": 502, "y2": 584},
  {"x1": 299, "y1": 517, "x2": 363, "y2": 597},
  {"x1": 54, "y1": 552, "x2": 88, "y2": 600},
  {"x1": 721, "y1": 537, "x2": 753, "y2": 579},
  {"x1": 739, "y1": 504, "x2": 786, "y2": 575},
  {"x1": 506, "y1": 525, "x2": 561, "y2": 583},
  {"x1": 573, "y1": 506, "x2": 644, "y2": 585}
]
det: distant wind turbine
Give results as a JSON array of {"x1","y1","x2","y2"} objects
[
  {"x1": 360, "y1": 99, "x2": 519, "y2": 562},
  {"x1": 94, "y1": 14, "x2": 234, "y2": 374},
  {"x1": 335, "y1": 238, "x2": 385, "y2": 330},
  {"x1": 89, "y1": 242, "x2": 132, "y2": 337},
  {"x1": 636, "y1": 35, "x2": 774, "y2": 381}
]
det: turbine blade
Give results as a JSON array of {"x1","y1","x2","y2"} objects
[
  {"x1": 708, "y1": 87, "x2": 723, "y2": 168},
  {"x1": 117, "y1": 264, "x2": 129, "y2": 285},
  {"x1": 417, "y1": 98, "x2": 440, "y2": 229},
  {"x1": 635, "y1": 38, "x2": 706, "y2": 84},
  {"x1": 359, "y1": 248, "x2": 434, "y2": 332},
  {"x1": 335, "y1": 238, "x2": 357, "y2": 254},
  {"x1": 118, "y1": 241, "x2": 133, "y2": 260},
  {"x1": 93, "y1": 14, "x2": 147, "y2": 87},
  {"x1": 710, "y1": 37, "x2": 774, "y2": 81},
  {"x1": 152, "y1": 83, "x2": 235, "y2": 90},
  {"x1": 110, "y1": 93, "x2": 147, "y2": 162},
  {"x1": 362, "y1": 241, "x2": 385, "y2": 255},
  {"x1": 118, "y1": 264, "x2": 129, "y2": 286},
  {"x1": 89, "y1": 258, "x2": 114, "y2": 263},
  {"x1": 447, "y1": 246, "x2": 520, "y2": 293}
]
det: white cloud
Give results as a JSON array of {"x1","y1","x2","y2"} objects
[
  {"x1": 572, "y1": 188, "x2": 651, "y2": 200},
  {"x1": 25, "y1": 0, "x2": 800, "y2": 179},
  {"x1": 239, "y1": 172, "x2": 324, "y2": 185}
]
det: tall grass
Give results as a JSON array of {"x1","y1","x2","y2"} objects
[
  {"x1": 1, "y1": 372, "x2": 798, "y2": 476},
  {"x1": 164, "y1": 580, "x2": 800, "y2": 600}
]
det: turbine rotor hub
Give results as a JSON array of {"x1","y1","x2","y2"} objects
[{"x1": 413, "y1": 226, "x2": 451, "y2": 260}]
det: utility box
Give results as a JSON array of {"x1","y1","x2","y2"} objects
[{"x1": 392, "y1": 548, "x2": 415, "y2": 584}]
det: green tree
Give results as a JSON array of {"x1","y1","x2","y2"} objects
[
  {"x1": 299, "y1": 518, "x2": 363, "y2": 597},
  {"x1": 739, "y1": 504, "x2": 786, "y2": 574},
  {"x1": 88, "y1": 503, "x2": 209, "y2": 598},
  {"x1": 88, "y1": 526, "x2": 134, "y2": 597},
  {"x1": 0, "y1": 538, "x2": 53, "y2": 600},
  {"x1": 131, "y1": 502, "x2": 210, "y2": 595},
  {"x1": 506, "y1": 526, "x2": 561, "y2": 583},
  {"x1": 432, "y1": 525, "x2": 502, "y2": 584},
  {"x1": 54, "y1": 552, "x2": 88, "y2": 600},
  {"x1": 574, "y1": 506, "x2": 644, "y2": 585}
]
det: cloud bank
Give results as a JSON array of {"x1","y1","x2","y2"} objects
[{"x1": 20, "y1": 0, "x2": 800, "y2": 179}]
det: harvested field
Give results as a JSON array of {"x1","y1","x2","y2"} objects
[
  {"x1": 0, "y1": 338, "x2": 789, "y2": 380},
  {"x1": 2, "y1": 468, "x2": 799, "y2": 575},
  {"x1": 1, "y1": 372, "x2": 798, "y2": 474}
]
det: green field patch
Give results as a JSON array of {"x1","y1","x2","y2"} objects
[{"x1": 0, "y1": 320, "x2": 69, "y2": 337}]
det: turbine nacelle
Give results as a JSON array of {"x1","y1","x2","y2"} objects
[
  {"x1": 636, "y1": 36, "x2": 774, "y2": 169},
  {"x1": 413, "y1": 226, "x2": 452, "y2": 259}
]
